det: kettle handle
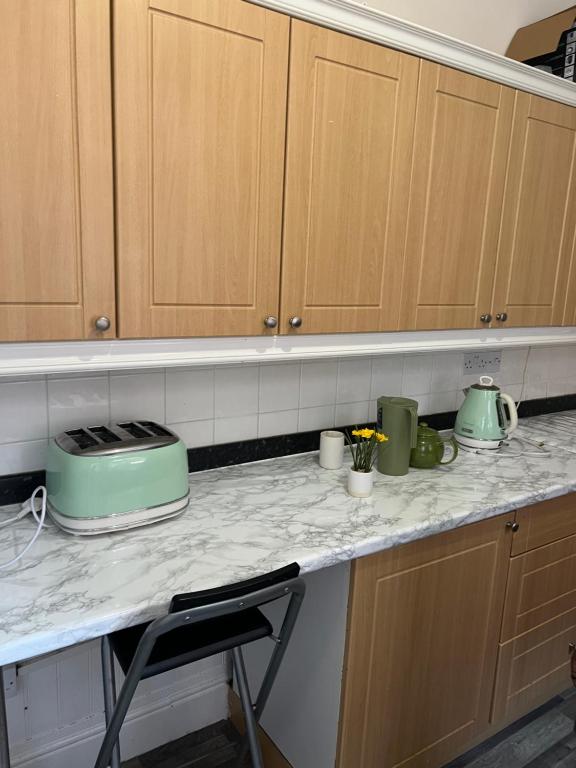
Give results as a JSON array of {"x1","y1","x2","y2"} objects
[{"x1": 499, "y1": 392, "x2": 518, "y2": 434}]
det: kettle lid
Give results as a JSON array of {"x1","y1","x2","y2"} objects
[{"x1": 471, "y1": 375, "x2": 499, "y2": 392}]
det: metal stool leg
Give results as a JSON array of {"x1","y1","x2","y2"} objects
[
  {"x1": 95, "y1": 631, "x2": 155, "y2": 768},
  {"x1": 236, "y1": 590, "x2": 305, "y2": 766},
  {"x1": 0, "y1": 669, "x2": 10, "y2": 768},
  {"x1": 101, "y1": 637, "x2": 121, "y2": 768},
  {"x1": 233, "y1": 647, "x2": 263, "y2": 768}
]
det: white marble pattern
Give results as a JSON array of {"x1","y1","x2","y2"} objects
[{"x1": 2, "y1": 413, "x2": 576, "y2": 666}]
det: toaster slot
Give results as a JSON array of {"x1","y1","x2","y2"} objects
[
  {"x1": 117, "y1": 422, "x2": 153, "y2": 439},
  {"x1": 88, "y1": 426, "x2": 122, "y2": 444},
  {"x1": 65, "y1": 429, "x2": 98, "y2": 450},
  {"x1": 138, "y1": 421, "x2": 171, "y2": 437}
]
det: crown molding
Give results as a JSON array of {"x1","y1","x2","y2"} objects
[
  {"x1": 1, "y1": 328, "x2": 575, "y2": 377},
  {"x1": 249, "y1": 0, "x2": 576, "y2": 106}
]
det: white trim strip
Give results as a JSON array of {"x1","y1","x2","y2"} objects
[
  {"x1": 1, "y1": 328, "x2": 576, "y2": 376},
  {"x1": 249, "y1": 0, "x2": 576, "y2": 106}
]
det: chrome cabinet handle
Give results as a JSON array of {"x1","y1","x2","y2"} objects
[
  {"x1": 480, "y1": 314, "x2": 492, "y2": 324},
  {"x1": 263, "y1": 316, "x2": 278, "y2": 329},
  {"x1": 496, "y1": 312, "x2": 508, "y2": 322},
  {"x1": 289, "y1": 316, "x2": 302, "y2": 329},
  {"x1": 505, "y1": 521, "x2": 519, "y2": 532},
  {"x1": 569, "y1": 642, "x2": 576, "y2": 655},
  {"x1": 94, "y1": 316, "x2": 111, "y2": 332}
]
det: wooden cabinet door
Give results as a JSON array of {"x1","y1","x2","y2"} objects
[
  {"x1": 400, "y1": 63, "x2": 514, "y2": 330},
  {"x1": 492, "y1": 93, "x2": 576, "y2": 327},
  {"x1": 338, "y1": 515, "x2": 514, "y2": 768},
  {"x1": 0, "y1": 0, "x2": 115, "y2": 341},
  {"x1": 280, "y1": 21, "x2": 419, "y2": 334},
  {"x1": 114, "y1": 0, "x2": 289, "y2": 338}
]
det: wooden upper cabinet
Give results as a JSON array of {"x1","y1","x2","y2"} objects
[
  {"x1": 492, "y1": 93, "x2": 576, "y2": 328},
  {"x1": 114, "y1": 0, "x2": 289, "y2": 338},
  {"x1": 280, "y1": 21, "x2": 419, "y2": 335},
  {"x1": 400, "y1": 63, "x2": 515, "y2": 330},
  {"x1": 0, "y1": 0, "x2": 115, "y2": 341}
]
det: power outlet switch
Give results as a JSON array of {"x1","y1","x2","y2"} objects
[{"x1": 463, "y1": 350, "x2": 502, "y2": 374}]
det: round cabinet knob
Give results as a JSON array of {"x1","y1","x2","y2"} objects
[
  {"x1": 480, "y1": 314, "x2": 492, "y2": 324},
  {"x1": 289, "y1": 316, "x2": 303, "y2": 329},
  {"x1": 505, "y1": 521, "x2": 520, "y2": 532},
  {"x1": 496, "y1": 312, "x2": 508, "y2": 322},
  {"x1": 94, "y1": 316, "x2": 111, "y2": 332},
  {"x1": 263, "y1": 316, "x2": 278, "y2": 329}
]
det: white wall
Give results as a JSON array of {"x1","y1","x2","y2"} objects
[{"x1": 358, "y1": 0, "x2": 573, "y2": 54}]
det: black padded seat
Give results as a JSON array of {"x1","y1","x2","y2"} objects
[{"x1": 109, "y1": 607, "x2": 272, "y2": 680}]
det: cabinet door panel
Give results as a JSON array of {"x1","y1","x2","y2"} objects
[
  {"x1": 0, "y1": 0, "x2": 115, "y2": 340},
  {"x1": 338, "y1": 515, "x2": 513, "y2": 768},
  {"x1": 492, "y1": 93, "x2": 576, "y2": 327},
  {"x1": 115, "y1": 0, "x2": 288, "y2": 337},
  {"x1": 401, "y1": 63, "x2": 514, "y2": 330},
  {"x1": 280, "y1": 21, "x2": 419, "y2": 334}
]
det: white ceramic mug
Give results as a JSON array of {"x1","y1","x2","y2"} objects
[{"x1": 319, "y1": 430, "x2": 345, "y2": 469}]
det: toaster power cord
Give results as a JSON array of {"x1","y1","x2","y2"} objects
[{"x1": 0, "y1": 486, "x2": 47, "y2": 570}]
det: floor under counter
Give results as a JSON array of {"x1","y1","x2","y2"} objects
[{"x1": 124, "y1": 689, "x2": 576, "y2": 768}]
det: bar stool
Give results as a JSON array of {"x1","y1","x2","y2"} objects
[{"x1": 95, "y1": 563, "x2": 305, "y2": 768}]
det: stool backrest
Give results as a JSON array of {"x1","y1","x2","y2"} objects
[{"x1": 169, "y1": 562, "x2": 300, "y2": 612}]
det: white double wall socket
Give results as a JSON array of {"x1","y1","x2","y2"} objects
[{"x1": 463, "y1": 350, "x2": 502, "y2": 374}]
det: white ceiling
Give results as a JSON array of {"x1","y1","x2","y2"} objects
[{"x1": 359, "y1": 0, "x2": 574, "y2": 54}]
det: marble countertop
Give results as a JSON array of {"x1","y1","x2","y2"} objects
[{"x1": 1, "y1": 411, "x2": 576, "y2": 666}]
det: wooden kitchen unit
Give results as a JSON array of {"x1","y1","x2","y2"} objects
[
  {"x1": 279, "y1": 21, "x2": 419, "y2": 335},
  {"x1": 0, "y1": 0, "x2": 115, "y2": 341},
  {"x1": 3, "y1": 0, "x2": 576, "y2": 340},
  {"x1": 114, "y1": 0, "x2": 289, "y2": 338},
  {"x1": 336, "y1": 493, "x2": 576, "y2": 768}
]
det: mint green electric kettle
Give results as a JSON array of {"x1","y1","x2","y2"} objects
[{"x1": 454, "y1": 375, "x2": 518, "y2": 451}]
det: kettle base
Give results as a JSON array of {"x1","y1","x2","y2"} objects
[{"x1": 454, "y1": 434, "x2": 505, "y2": 451}]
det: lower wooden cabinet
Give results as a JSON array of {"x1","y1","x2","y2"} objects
[
  {"x1": 337, "y1": 514, "x2": 514, "y2": 768},
  {"x1": 337, "y1": 496, "x2": 576, "y2": 768}
]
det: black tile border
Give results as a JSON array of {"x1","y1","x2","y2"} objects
[{"x1": 2, "y1": 393, "x2": 576, "y2": 507}]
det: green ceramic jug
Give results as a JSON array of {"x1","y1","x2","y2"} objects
[{"x1": 409, "y1": 423, "x2": 459, "y2": 469}]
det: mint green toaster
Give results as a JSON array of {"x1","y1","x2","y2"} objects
[{"x1": 46, "y1": 421, "x2": 189, "y2": 535}]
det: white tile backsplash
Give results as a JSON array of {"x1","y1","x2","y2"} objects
[
  {"x1": 300, "y1": 361, "x2": 338, "y2": 408},
  {"x1": 259, "y1": 363, "x2": 301, "y2": 413},
  {"x1": 370, "y1": 355, "x2": 404, "y2": 400},
  {"x1": 170, "y1": 419, "x2": 214, "y2": 449},
  {"x1": 166, "y1": 368, "x2": 214, "y2": 423},
  {"x1": 402, "y1": 354, "x2": 433, "y2": 396},
  {"x1": 47, "y1": 376, "x2": 109, "y2": 436},
  {"x1": 214, "y1": 366, "x2": 258, "y2": 418},
  {"x1": 1, "y1": 344, "x2": 576, "y2": 475},
  {"x1": 214, "y1": 414, "x2": 258, "y2": 444},
  {"x1": 258, "y1": 409, "x2": 299, "y2": 438},
  {"x1": 110, "y1": 371, "x2": 165, "y2": 424},
  {"x1": 336, "y1": 358, "x2": 372, "y2": 404},
  {"x1": 0, "y1": 380, "x2": 48, "y2": 443},
  {"x1": 298, "y1": 405, "x2": 335, "y2": 432}
]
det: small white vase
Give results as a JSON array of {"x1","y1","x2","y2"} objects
[{"x1": 347, "y1": 468, "x2": 374, "y2": 498}]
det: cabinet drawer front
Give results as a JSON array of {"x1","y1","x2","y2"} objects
[
  {"x1": 512, "y1": 493, "x2": 576, "y2": 555},
  {"x1": 493, "y1": 609, "x2": 576, "y2": 724},
  {"x1": 502, "y1": 532, "x2": 576, "y2": 641}
]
